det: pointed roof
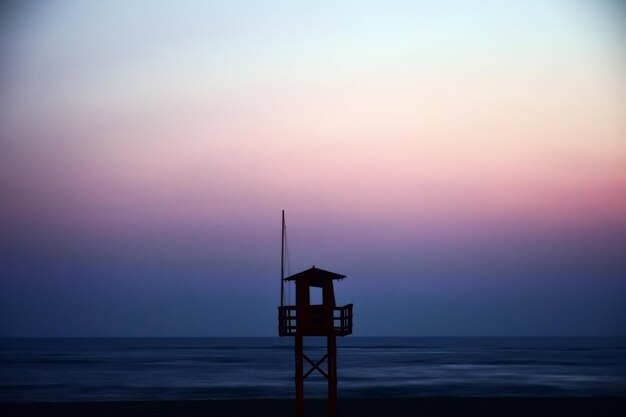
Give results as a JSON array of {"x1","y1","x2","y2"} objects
[{"x1": 283, "y1": 266, "x2": 346, "y2": 282}]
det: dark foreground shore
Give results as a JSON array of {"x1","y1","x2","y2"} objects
[{"x1": 2, "y1": 398, "x2": 625, "y2": 417}]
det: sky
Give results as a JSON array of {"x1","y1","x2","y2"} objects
[{"x1": 1, "y1": 0, "x2": 625, "y2": 337}]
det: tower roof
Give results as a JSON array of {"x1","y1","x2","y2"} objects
[{"x1": 283, "y1": 266, "x2": 346, "y2": 282}]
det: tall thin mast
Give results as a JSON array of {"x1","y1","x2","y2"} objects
[{"x1": 280, "y1": 210, "x2": 285, "y2": 307}]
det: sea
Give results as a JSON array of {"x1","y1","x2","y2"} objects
[{"x1": 1, "y1": 337, "x2": 625, "y2": 402}]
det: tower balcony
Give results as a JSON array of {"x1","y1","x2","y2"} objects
[{"x1": 278, "y1": 304, "x2": 353, "y2": 337}]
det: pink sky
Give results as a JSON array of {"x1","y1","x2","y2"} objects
[{"x1": 1, "y1": 1, "x2": 624, "y2": 336}]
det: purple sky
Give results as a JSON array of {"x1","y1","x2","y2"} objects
[{"x1": 1, "y1": 1, "x2": 625, "y2": 336}]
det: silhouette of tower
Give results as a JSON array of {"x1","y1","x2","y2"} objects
[{"x1": 278, "y1": 212, "x2": 353, "y2": 417}]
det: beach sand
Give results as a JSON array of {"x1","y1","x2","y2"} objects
[{"x1": 1, "y1": 397, "x2": 625, "y2": 417}]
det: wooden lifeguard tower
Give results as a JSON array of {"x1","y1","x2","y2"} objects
[{"x1": 278, "y1": 211, "x2": 353, "y2": 417}]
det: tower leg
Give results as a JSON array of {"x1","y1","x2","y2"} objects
[
  {"x1": 327, "y1": 336, "x2": 337, "y2": 417},
  {"x1": 295, "y1": 335, "x2": 304, "y2": 417}
]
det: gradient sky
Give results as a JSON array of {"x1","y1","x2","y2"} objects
[{"x1": 1, "y1": 1, "x2": 625, "y2": 336}]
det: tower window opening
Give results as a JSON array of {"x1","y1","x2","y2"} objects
[{"x1": 309, "y1": 286, "x2": 323, "y2": 305}]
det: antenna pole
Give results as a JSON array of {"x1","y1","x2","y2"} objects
[{"x1": 280, "y1": 210, "x2": 285, "y2": 307}]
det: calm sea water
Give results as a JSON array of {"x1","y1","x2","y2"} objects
[{"x1": 1, "y1": 337, "x2": 625, "y2": 402}]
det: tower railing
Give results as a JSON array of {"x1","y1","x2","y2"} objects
[{"x1": 278, "y1": 304, "x2": 353, "y2": 336}]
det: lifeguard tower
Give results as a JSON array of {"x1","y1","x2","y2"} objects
[{"x1": 278, "y1": 212, "x2": 353, "y2": 417}]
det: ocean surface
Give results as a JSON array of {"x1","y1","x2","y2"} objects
[{"x1": 1, "y1": 337, "x2": 625, "y2": 402}]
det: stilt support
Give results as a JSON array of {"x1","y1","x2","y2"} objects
[
  {"x1": 294, "y1": 335, "x2": 337, "y2": 417},
  {"x1": 295, "y1": 335, "x2": 304, "y2": 417},
  {"x1": 328, "y1": 336, "x2": 337, "y2": 417}
]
